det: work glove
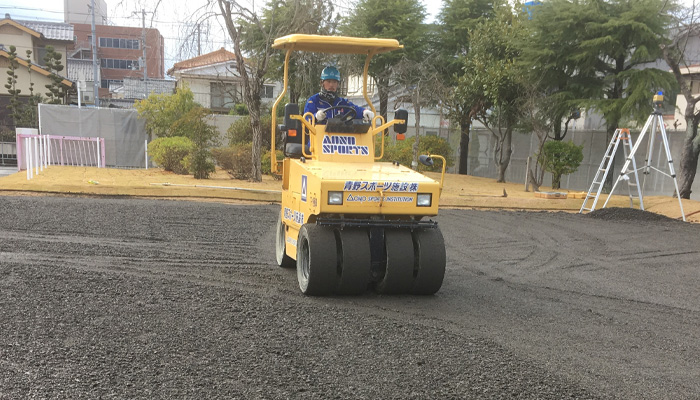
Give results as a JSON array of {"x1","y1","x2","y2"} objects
[
  {"x1": 363, "y1": 109, "x2": 375, "y2": 121},
  {"x1": 315, "y1": 110, "x2": 326, "y2": 121}
]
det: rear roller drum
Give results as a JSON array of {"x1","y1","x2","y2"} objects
[
  {"x1": 335, "y1": 229, "x2": 371, "y2": 295},
  {"x1": 410, "y1": 227, "x2": 446, "y2": 295},
  {"x1": 275, "y1": 214, "x2": 296, "y2": 269},
  {"x1": 297, "y1": 224, "x2": 338, "y2": 295},
  {"x1": 375, "y1": 230, "x2": 414, "y2": 294}
]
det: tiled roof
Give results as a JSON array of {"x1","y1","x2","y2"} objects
[
  {"x1": 67, "y1": 58, "x2": 94, "y2": 81},
  {"x1": 17, "y1": 19, "x2": 74, "y2": 42},
  {"x1": 115, "y1": 77, "x2": 176, "y2": 99},
  {"x1": 169, "y1": 48, "x2": 237, "y2": 75}
]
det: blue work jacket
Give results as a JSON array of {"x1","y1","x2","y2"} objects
[{"x1": 304, "y1": 93, "x2": 366, "y2": 124}]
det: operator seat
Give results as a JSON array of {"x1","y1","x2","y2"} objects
[{"x1": 282, "y1": 103, "x2": 303, "y2": 158}]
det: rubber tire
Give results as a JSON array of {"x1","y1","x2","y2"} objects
[
  {"x1": 296, "y1": 224, "x2": 338, "y2": 295},
  {"x1": 410, "y1": 227, "x2": 446, "y2": 295},
  {"x1": 335, "y1": 229, "x2": 371, "y2": 295},
  {"x1": 275, "y1": 214, "x2": 296, "y2": 269},
  {"x1": 375, "y1": 230, "x2": 414, "y2": 294}
]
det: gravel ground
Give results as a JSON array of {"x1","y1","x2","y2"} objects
[{"x1": 1, "y1": 196, "x2": 698, "y2": 399}]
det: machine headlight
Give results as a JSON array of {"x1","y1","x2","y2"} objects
[
  {"x1": 328, "y1": 191, "x2": 344, "y2": 205},
  {"x1": 416, "y1": 193, "x2": 432, "y2": 207}
]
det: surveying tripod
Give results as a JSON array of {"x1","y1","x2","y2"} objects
[{"x1": 591, "y1": 92, "x2": 686, "y2": 221}]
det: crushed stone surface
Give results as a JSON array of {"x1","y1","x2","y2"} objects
[{"x1": 2, "y1": 196, "x2": 699, "y2": 399}]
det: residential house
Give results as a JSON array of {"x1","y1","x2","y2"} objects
[
  {"x1": 673, "y1": 64, "x2": 700, "y2": 131},
  {"x1": 168, "y1": 48, "x2": 280, "y2": 113},
  {"x1": 0, "y1": 15, "x2": 74, "y2": 128}
]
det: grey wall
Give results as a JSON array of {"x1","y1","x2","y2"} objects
[
  {"x1": 465, "y1": 127, "x2": 698, "y2": 199},
  {"x1": 38, "y1": 104, "x2": 147, "y2": 168}
]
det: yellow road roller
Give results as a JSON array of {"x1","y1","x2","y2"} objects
[{"x1": 271, "y1": 34, "x2": 446, "y2": 295}]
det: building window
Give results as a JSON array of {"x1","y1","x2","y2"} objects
[
  {"x1": 101, "y1": 79, "x2": 124, "y2": 89},
  {"x1": 99, "y1": 37, "x2": 140, "y2": 50},
  {"x1": 100, "y1": 58, "x2": 137, "y2": 70},
  {"x1": 262, "y1": 85, "x2": 274, "y2": 99},
  {"x1": 691, "y1": 79, "x2": 700, "y2": 95},
  {"x1": 211, "y1": 82, "x2": 239, "y2": 109}
]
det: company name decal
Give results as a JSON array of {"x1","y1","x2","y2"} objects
[
  {"x1": 322, "y1": 135, "x2": 369, "y2": 155},
  {"x1": 283, "y1": 207, "x2": 304, "y2": 224},
  {"x1": 346, "y1": 194, "x2": 413, "y2": 203},
  {"x1": 343, "y1": 181, "x2": 419, "y2": 192}
]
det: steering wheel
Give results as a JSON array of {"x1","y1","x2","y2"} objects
[{"x1": 322, "y1": 105, "x2": 357, "y2": 122}]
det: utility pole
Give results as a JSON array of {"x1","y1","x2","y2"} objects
[
  {"x1": 141, "y1": 9, "x2": 148, "y2": 98},
  {"x1": 90, "y1": 0, "x2": 99, "y2": 107}
]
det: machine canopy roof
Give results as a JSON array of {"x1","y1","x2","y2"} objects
[{"x1": 272, "y1": 34, "x2": 403, "y2": 55}]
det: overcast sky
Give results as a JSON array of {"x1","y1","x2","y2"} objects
[
  {"x1": 1, "y1": 0, "x2": 443, "y2": 73},
  {"x1": 4, "y1": 0, "x2": 698, "y2": 74}
]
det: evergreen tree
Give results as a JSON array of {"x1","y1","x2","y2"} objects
[
  {"x1": 341, "y1": 0, "x2": 427, "y2": 123},
  {"x1": 22, "y1": 49, "x2": 41, "y2": 128},
  {"x1": 4, "y1": 45, "x2": 22, "y2": 127},
  {"x1": 438, "y1": 0, "x2": 502, "y2": 174},
  {"x1": 43, "y1": 46, "x2": 66, "y2": 104},
  {"x1": 455, "y1": 6, "x2": 526, "y2": 182}
]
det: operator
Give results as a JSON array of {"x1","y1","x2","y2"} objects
[{"x1": 304, "y1": 66, "x2": 375, "y2": 124}]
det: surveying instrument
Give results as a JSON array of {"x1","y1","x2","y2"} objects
[{"x1": 579, "y1": 92, "x2": 686, "y2": 221}]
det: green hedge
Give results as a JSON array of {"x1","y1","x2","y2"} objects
[
  {"x1": 380, "y1": 135, "x2": 454, "y2": 172},
  {"x1": 148, "y1": 136, "x2": 194, "y2": 174}
]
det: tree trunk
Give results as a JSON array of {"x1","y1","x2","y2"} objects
[
  {"x1": 246, "y1": 82, "x2": 263, "y2": 182},
  {"x1": 602, "y1": 123, "x2": 617, "y2": 192},
  {"x1": 377, "y1": 75, "x2": 389, "y2": 133},
  {"x1": 552, "y1": 172, "x2": 561, "y2": 190},
  {"x1": 496, "y1": 128, "x2": 513, "y2": 183},
  {"x1": 412, "y1": 87, "x2": 420, "y2": 169},
  {"x1": 527, "y1": 166, "x2": 541, "y2": 192},
  {"x1": 458, "y1": 120, "x2": 470, "y2": 175},
  {"x1": 677, "y1": 104, "x2": 700, "y2": 198}
]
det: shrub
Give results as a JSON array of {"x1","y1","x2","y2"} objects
[
  {"x1": 539, "y1": 140, "x2": 584, "y2": 189},
  {"x1": 261, "y1": 149, "x2": 284, "y2": 176},
  {"x1": 148, "y1": 136, "x2": 194, "y2": 174},
  {"x1": 226, "y1": 114, "x2": 279, "y2": 150},
  {"x1": 170, "y1": 107, "x2": 218, "y2": 179},
  {"x1": 380, "y1": 135, "x2": 454, "y2": 172},
  {"x1": 229, "y1": 103, "x2": 249, "y2": 116},
  {"x1": 211, "y1": 143, "x2": 253, "y2": 180},
  {"x1": 134, "y1": 86, "x2": 198, "y2": 138}
]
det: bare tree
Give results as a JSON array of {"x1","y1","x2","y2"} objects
[
  {"x1": 217, "y1": 0, "x2": 339, "y2": 181},
  {"x1": 662, "y1": 5, "x2": 700, "y2": 198}
]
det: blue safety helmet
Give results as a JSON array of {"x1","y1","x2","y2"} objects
[{"x1": 320, "y1": 66, "x2": 340, "y2": 81}]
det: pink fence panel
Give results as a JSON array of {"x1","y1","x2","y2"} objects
[{"x1": 16, "y1": 134, "x2": 105, "y2": 180}]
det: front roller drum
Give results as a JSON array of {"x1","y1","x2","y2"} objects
[
  {"x1": 411, "y1": 227, "x2": 446, "y2": 295},
  {"x1": 296, "y1": 224, "x2": 338, "y2": 295}
]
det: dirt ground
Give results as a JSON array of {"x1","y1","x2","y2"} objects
[
  {"x1": 1, "y1": 196, "x2": 699, "y2": 399},
  {"x1": 1, "y1": 166, "x2": 698, "y2": 221}
]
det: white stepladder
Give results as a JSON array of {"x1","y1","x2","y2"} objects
[
  {"x1": 579, "y1": 128, "x2": 642, "y2": 214},
  {"x1": 580, "y1": 92, "x2": 686, "y2": 221}
]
